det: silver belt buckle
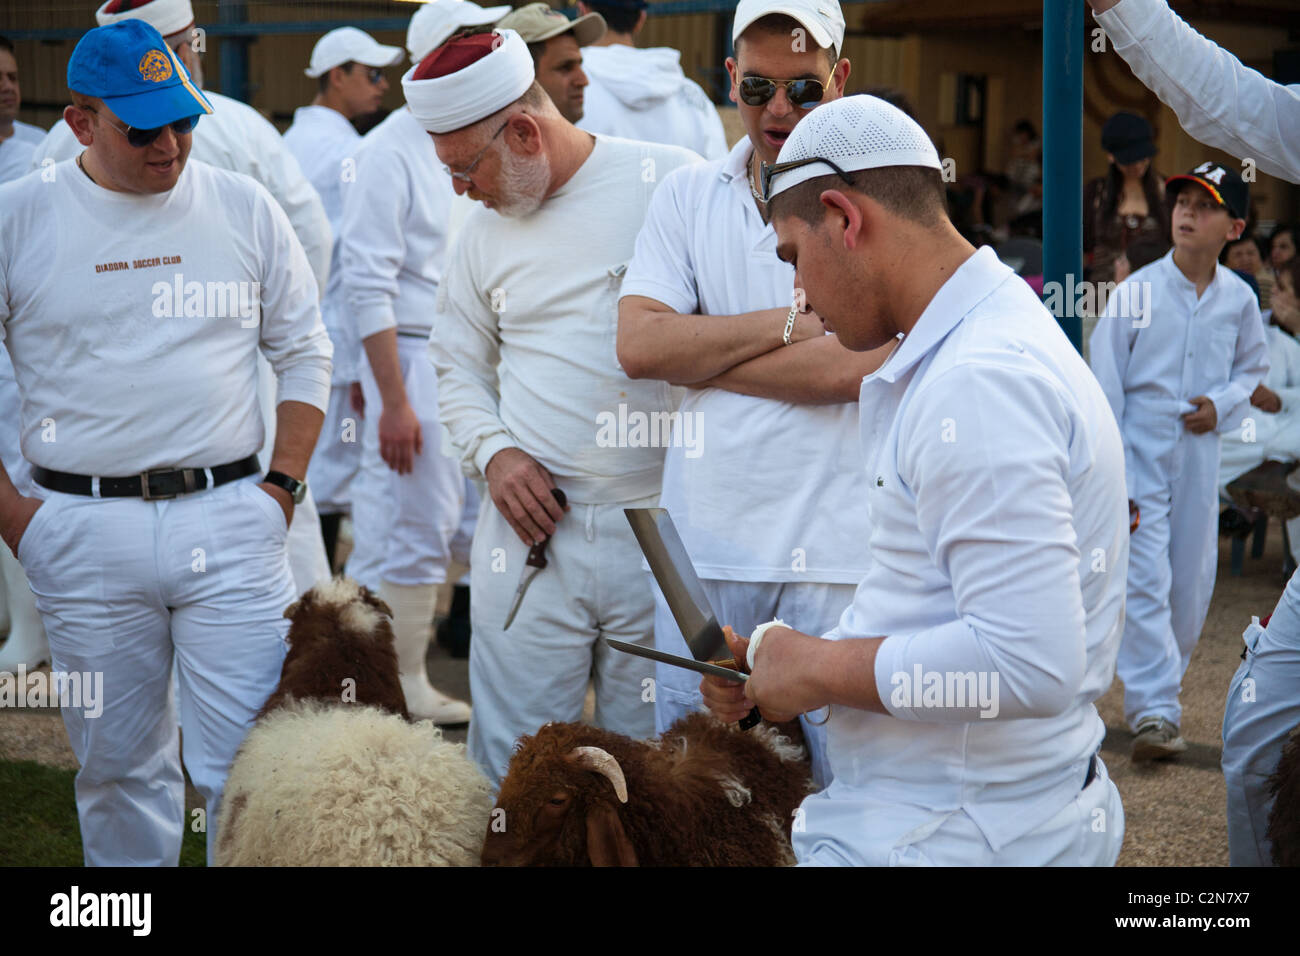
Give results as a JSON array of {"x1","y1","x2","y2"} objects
[{"x1": 140, "y1": 468, "x2": 191, "y2": 500}]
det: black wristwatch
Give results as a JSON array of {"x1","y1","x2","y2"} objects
[{"x1": 263, "y1": 470, "x2": 308, "y2": 504}]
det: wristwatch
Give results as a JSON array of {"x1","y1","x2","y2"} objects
[{"x1": 263, "y1": 470, "x2": 308, "y2": 504}]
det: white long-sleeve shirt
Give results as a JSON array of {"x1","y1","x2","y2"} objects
[
  {"x1": 338, "y1": 108, "x2": 453, "y2": 343},
  {"x1": 1096, "y1": 0, "x2": 1300, "y2": 184},
  {"x1": 0, "y1": 159, "x2": 332, "y2": 475},
  {"x1": 283, "y1": 105, "x2": 362, "y2": 382},
  {"x1": 578, "y1": 45, "x2": 727, "y2": 161},
  {"x1": 1089, "y1": 250, "x2": 1269, "y2": 499},
  {"x1": 797, "y1": 247, "x2": 1129, "y2": 860},
  {"x1": 430, "y1": 135, "x2": 701, "y2": 503},
  {"x1": 0, "y1": 121, "x2": 44, "y2": 184},
  {"x1": 32, "y1": 90, "x2": 334, "y2": 294}
]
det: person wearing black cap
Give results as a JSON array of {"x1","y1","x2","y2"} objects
[
  {"x1": 0, "y1": 20, "x2": 332, "y2": 866},
  {"x1": 1090, "y1": 160, "x2": 1268, "y2": 765},
  {"x1": 1084, "y1": 112, "x2": 1169, "y2": 285}
]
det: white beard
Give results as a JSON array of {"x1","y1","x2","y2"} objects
[{"x1": 493, "y1": 146, "x2": 551, "y2": 219}]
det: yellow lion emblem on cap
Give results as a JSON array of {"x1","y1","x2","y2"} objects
[{"x1": 138, "y1": 49, "x2": 173, "y2": 83}]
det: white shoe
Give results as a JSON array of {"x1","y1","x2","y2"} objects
[
  {"x1": 0, "y1": 545, "x2": 48, "y2": 672},
  {"x1": 381, "y1": 580, "x2": 471, "y2": 725}
]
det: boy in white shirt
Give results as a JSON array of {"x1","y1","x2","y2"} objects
[{"x1": 1090, "y1": 161, "x2": 1269, "y2": 761}]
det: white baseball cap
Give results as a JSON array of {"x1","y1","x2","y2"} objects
[
  {"x1": 407, "y1": 0, "x2": 512, "y2": 64},
  {"x1": 305, "y1": 27, "x2": 404, "y2": 78},
  {"x1": 767, "y1": 95, "x2": 942, "y2": 201},
  {"x1": 732, "y1": 0, "x2": 846, "y2": 55}
]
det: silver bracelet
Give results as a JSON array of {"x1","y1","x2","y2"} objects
[{"x1": 782, "y1": 305, "x2": 798, "y2": 345}]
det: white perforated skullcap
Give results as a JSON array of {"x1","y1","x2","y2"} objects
[{"x1": 767, "y1": 95, "x2": 942, "y2": 200}]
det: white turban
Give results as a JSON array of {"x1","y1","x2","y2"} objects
[
  {"x1": 401, "y1": 29, "x2": 535, "y2": 135},
  {"x1": 95, "y1": 0, "x2": 195, "y2": 39}
]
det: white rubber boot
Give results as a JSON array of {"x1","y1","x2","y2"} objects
[
  {"x1": 381, "y1": 580, "x2": 471, "y2": 725},
  {"x1": 0, "y1": 545, "x2": 49, "y2": 672}
]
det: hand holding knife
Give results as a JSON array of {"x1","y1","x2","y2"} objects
[{"x1": 503, "y1": 487, "x2": 567, "y2": 631}]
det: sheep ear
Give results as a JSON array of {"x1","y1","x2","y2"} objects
[
  {"x1": 282, "y1": 600, "x2": 301, "y2": 621},
  {"x1": 567, "y1": 747, "x2": 628, "y2": 803},
  {"x1": 585, "y1": 803, "x2": 638, "y2": 867}
]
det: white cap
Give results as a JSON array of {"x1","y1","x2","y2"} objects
[
  {"x1": 95, "y1": 0, "x2": 195, "y2": 39},
  {"x1": 407, "y1": 0, "x2": 512, "y2": 64},
  {"x1": 305, "y1": 27, "x2": 404, "y2": 78},
  {"x1": 767, "y1": 95, "x2": 942, "y2": 200},
  {"x1": 732, "y1": 0, "x2": 846, "y2": 55}
]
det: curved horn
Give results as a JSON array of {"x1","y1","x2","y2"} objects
[{"x1": 567, "y1": 747, "x2": 628, "y2": 804}]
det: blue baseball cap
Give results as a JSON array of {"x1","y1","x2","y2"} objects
[{"x1": 67, "y1": 19, "x2": 213, "y2": 131}]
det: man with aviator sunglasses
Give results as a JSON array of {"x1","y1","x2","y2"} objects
[{"x1": 617, "y1": 0, "x2": 893, "y2": 789}]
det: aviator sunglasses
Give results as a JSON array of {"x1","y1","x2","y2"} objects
[
  {"x1": 82, "y1": 106, "x2": 199, "y2": 148},
  {"x1": 738, "y1": 74, "x2": 831, "y2": 109}
]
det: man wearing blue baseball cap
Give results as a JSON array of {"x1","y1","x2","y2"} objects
[{"x1": 0, "y1": 19, "x2": 333, "y2": 867}]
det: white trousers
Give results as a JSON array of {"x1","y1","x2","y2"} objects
[
  {"x1": 794, "y1": 756, "x2": 1124, "y2": 866},
  {"x1": 467, "y1": 492, "x2": 658, "y2": 786},
  {"x1": 307, "y1": 383, "x2": 362, "y2": 516},
  {"x1": 348, "y1": 336, "x2": 464, "y2": 591},
  {"x1": 18, "y1": 477, "x2": 293, "y2": 866},
  {"x1": 1222, "y1": 575, "x2": 1300, "y2": 866},
  {"x1": 256, "y1": 354, "x2": 330, "y2": 595},
  {"x1": 1118, "y1": 436, "x2": 1220, "y2": 729},
  {"x1": 652, "y1": 578, "x2": 852, "y2": 791}
]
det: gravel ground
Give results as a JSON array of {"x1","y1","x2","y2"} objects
[{"x1": 2, "y1": 528, "x2": 1292, "y2": 866}]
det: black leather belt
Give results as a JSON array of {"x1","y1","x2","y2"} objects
[
  {"x1": 32, "y1": 455, "x2": 261, "y2": 500},
  {"x1": 1083, "y1": 753, "x2": 1099, "y2": 790}
]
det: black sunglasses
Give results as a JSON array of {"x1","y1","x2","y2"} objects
[
  {"x1": 739, "y1": 75, "x2": 830, "y2": 109},
  {"x1": 342, "y1": 62, "x2": 386, "y2": 85},
  {"x1": 760, "y1": 155, "x2": 855, "y2": 203},
  {"x1": 83, "y1": 106, "x2": 198, "y2": 148}
]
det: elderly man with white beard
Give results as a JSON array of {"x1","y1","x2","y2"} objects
[{"x1": 411, "y1": 30, "x2": 701, "y2": 784}]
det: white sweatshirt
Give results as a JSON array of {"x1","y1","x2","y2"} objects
[
  {"x1": 0, "y1": 158, "x2": 332, "y2": 475},
  {"x1": 338, "y1": 108, "x2": 453, "y2": 343},
  {"x1": 1096, "y1": 0, "x2": 1300, "y2": 184},
  {"x1": 578, "y1": 45, "x2": 726, "y2": 162},
  {"x1": 31, "y1": 90, "x2": 334, "y2": 294},
  {"x1": 430, "y1": 135, "x2": 701, "y2": 503},
  {"x1": 283, "y1": 105, "x2": 362, "y2": 382}
]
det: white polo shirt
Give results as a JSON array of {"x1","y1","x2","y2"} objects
[
  {"x1": 338, "y1": 108, "x2": 453, "y2": 343},
  {"x1": 794, "y1": 247, "x2": 1129, "y2": 863},
  {"x1": 621, "y1": 136, "x2": 872, "y2": 584},
  {"x1": 32, "y1": 90, "x2": 333, "y2": 296},
  {"x1": 284, "y1": 104, "x2": 362, "y2": 382},
  {"x1": 0, "y1": 158, "x2": 332, "y2": 476}
]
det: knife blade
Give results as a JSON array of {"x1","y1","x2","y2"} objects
[
  {"x1": 623, "y1": 507, "x2": 762, "y2": 730},
  {"x1": 502, "y1": 487, "x2": 567, "y2": 630},
  {"x1": 603, "y1": 639, "x2": 748, "y2": 683}
]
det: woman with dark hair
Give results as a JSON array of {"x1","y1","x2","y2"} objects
[
  {"x1": 1270, "y1": 223, "x2": 1297, "y2": 272},
  {"x1": 1084, "y1": 112, "x2": 1170, "y2": 284}
]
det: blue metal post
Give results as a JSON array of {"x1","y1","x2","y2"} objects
[
  {"x1": 1042, "y1": 0, "x2": 1084, "y2": 354},
  {"x1": 218, "y1": 0, "x2": 249, "y2": 103}
]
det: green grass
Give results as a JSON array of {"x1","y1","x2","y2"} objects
[{"x1": 0, "y1": 759, "x2": 207, "y2": 866}]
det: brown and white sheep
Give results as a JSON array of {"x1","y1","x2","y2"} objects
[
  {"x1": 214, "y1": 577, "x2": 495, "y2": 866},
  {"x1": 1268, "y1": 722, "x2": 1300, "y2": 865},
  {"x1": 482, "y1": 711, "x2": 815, "y2": 866}
]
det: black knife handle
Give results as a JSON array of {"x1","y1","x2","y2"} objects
[
  {"x1": 739, "y1": 707, "x2": 762, "y2": 731},
  {"x1": 524, "y1": 488, "x2": 568, "y2": 569}
]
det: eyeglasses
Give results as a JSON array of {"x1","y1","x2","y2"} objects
[
  {"x1": 738, "y1": 75, "x2": 831, "y2": 109},
  {"x1": 347, "y1": 64, "x2": 386, "y2": 85},
  {"x1": 760, "y1": 155, "x2": 854, "y2": 203},
  {"x1": 442, "y1": 119, "x2": 511, "y2": 185},
  {"x1": 82, "y1": 106, "x2": 198, "y2": 148}
]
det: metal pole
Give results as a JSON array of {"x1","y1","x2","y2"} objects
[
  {"x1": 218, "y1": 0, "x2": 249, "y2": 103},
  {"x1": 1042, "y1": 0, "x2": 1084, "y2": 354}
]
